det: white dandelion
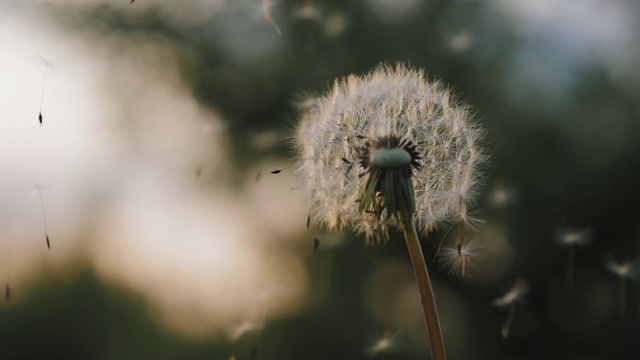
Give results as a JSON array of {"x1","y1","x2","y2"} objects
[
  {"x1": 294, "y1": 63, "x2": 486, "y2": 241},
  {"x1": 293, "y1": 63, "x2": 486, "y2": 360}
]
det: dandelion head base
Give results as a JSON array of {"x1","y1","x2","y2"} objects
[
  {"x1": 360, "y1": 136, "x2": 421, "y2": 171},
  {"x1": 358, "y1": 135, "x2": 421, "y2": 233}
]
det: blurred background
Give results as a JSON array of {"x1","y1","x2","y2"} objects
[{"x1": 1, "y1": 0, "x2": 640, "y2": 359}]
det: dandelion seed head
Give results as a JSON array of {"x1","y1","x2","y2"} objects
[{"x1": 294, "y1": 63, "x2": 486, "y2": 241}]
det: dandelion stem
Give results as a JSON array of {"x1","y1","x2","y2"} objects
[{"x1": 403, "y1": 223, "x2": 446, "y2": 360}]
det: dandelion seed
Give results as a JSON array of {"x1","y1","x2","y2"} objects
[
  {"x1": 261, "y1": 0, "x2": 283, "y2": 36},
  {"x1": 294, "y1": 0, "x2": 321, "y2": 22},
  {"x1": 313, "y1": 237, "x2": 319, "y2": 252},
  {"x1": 323, "y1": 10, "x2": 348, "y2": 38},
  {"x1": 270, "y1": 164, "x2": 293, "y2": 174},
  {"x1": 556, "y1": 227, "x2": 593, "y2": 290},
  {"x1": 488, "y1": 179, "x2": 516, "y2": 209},
  {"x1": 5, "y1": 240, "x2": 12, "y2": 302},
  {"x1": 449, "y1": 32, "x2": 472, "y2": 53},
  {"x1": 227, "y1": 320, "x2": 265, "y2": 342},
  {"x1": 439, "y1": 237, "x2": 480, "y2": 278},
  {"x1": 604, "y1": 253, "x2": 639, "y2": 317},
  {"x1": 364, "y1": 330, "x2": 396, "y2": 356},
  {"x1": 492, "y1": 279, "x2": 529, "y2": 308},
  {"x1": 36, "y1": 186, "x2": 51, "y2": 250},
  {"x1": 492, "y1": 279, "x2": 528, "y2": 339},
  {"x1": 38, "y1": 60, "x2": 51, "y2": 126},
  {"x1": 557, "y1": 227, "x2": 593, "y2": 247}
]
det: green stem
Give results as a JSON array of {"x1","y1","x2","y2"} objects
[{"x1": 403, "y1": 223, "x2": 446, "y2": 360}]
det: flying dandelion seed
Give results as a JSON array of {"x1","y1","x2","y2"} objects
[
  {"x1": 37, "y1": 60, "x2": 52, "y2": 126},
  {"x1": 261, "y1": 0, "x2": 283, "y2": 36},
  {"x1": 323, "y1": 10, "x2": 348, "y2": 38},
  {"x1": 487, "y1": 179, "x2": 516, "y2": 209},
  {"x1": 556, "y1": 227, "x2": 593, "y2": 291},
  {"x1": 227, "y1": 320, "x2": 265, "y2": 342},
  {"x1": 439, "y1": 237, "x2": 481, "y2": 278},
  {"x1": 36, "y1": 186, "x2": 51, "y2": 250},
  {"x1": 364, "y1": 330, "x2": 396, "y2": 356},
  {"x1": 4, "y1": 242, "x2": 11, "y2": 302},
  {"x1": 449, "y1": 32, "x2": 472, "y2": 53},
  {"x1": 294, "y1": 0, "x2": 321, "y2": 22},
  {"x1": 270, "y1": 164, "x2": 293, "y2": 174},
  {"x1": 293, "y1": 63, "x2": 486, "y2": 360},
  {"x1": 604, "y1": 253, "x2": 639, "y2": 317},
  {"x1": 492, "y1": 279, "x2": 529, "y2": 339}
]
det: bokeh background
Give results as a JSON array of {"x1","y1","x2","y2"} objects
[{"x1": 1, "y1": 0, "x2": 640, "y2": 359}]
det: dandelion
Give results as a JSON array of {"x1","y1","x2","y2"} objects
[
  {"x1": 439, "y1": 237, "x2": 481, "y2": 278},
  {"x1": 492, "y1": 278, "x2": 529, "y2": 339},
  {"x1": 604, "y1": 253, "x2": 639, "y2": 317},
  {"x1": 295, "y1": 63, "x2": 486, "y2": 241},
  {"x1": 294, "y1": 63, "x2": 486, "y2": 360},
  {"x1": 556, "y1": 227, "x2": 593, "y2": 290}
]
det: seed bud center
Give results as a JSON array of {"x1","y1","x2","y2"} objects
[{"x1": 370, "y1": 147, "x2": 412, "y2": 168}]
